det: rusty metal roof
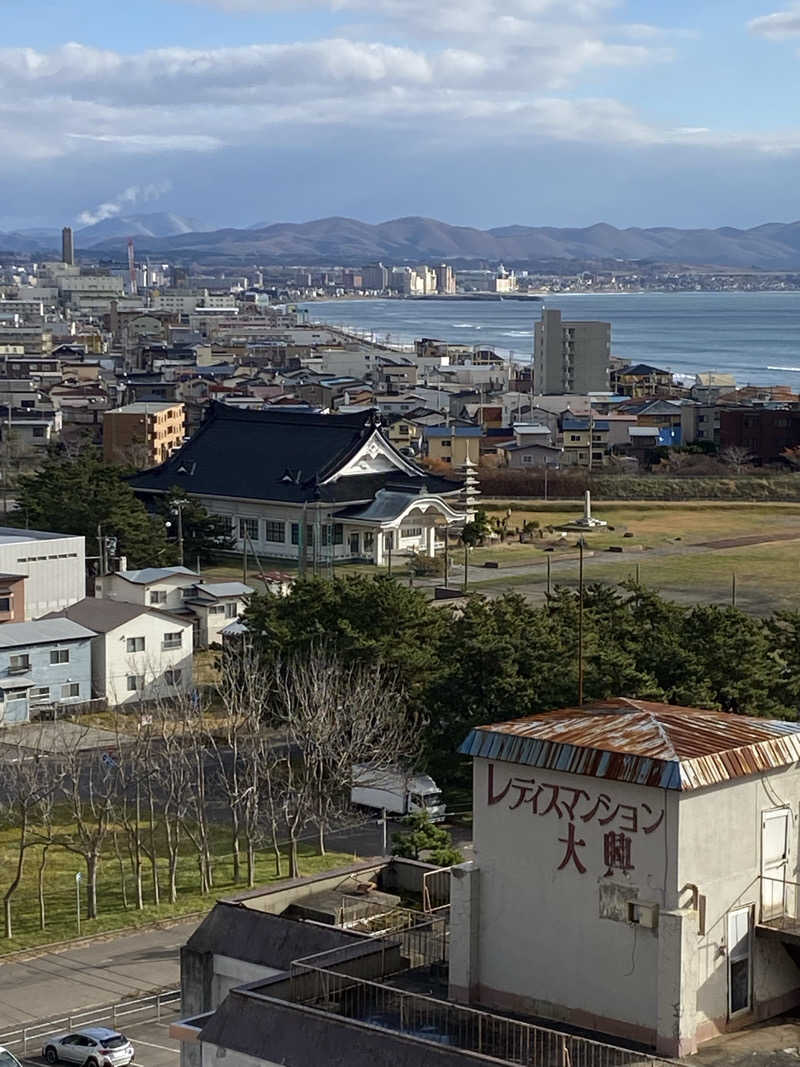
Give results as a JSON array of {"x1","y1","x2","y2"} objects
[{"x1": 458, "y1": 698, "x2": 800, "y2": 792}]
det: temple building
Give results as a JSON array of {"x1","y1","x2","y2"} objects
[{"x1": 130, "y1": 403, "x2": 464, "y2": 565}]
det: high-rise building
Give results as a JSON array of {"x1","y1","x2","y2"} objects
[
  {"x1": 361, "y1": 262, "x2": 389, "y2": 291},
  {"x1": 533, "y1": 308, "x2": 610, "y2": 394},
  {"x1": 61, "y1": 226, "x2": 74, "y2": 266},
  {"x1": 435, "y1": 263, "x2": 456, "y2": 294}
]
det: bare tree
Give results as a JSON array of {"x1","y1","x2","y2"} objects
[
  {"x1": 782, "y1": 445, "x2": 800, "y2": 470},
  {"x1": 0, "y1": 731, "x2": 63, "y2": 938},
  {"x1": 273, "y1": 645, "x2": 421, "y2": 864},
  {"x1": 57, "y1": 728, "x2": 119, "y2": 920},
  {"x1": 720, "y1": 446, "x2": 756, "y2": 473}
]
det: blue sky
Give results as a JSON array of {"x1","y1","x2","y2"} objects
[{"x1": 2, "y1": 0, "x2": 800, "y2": 232}]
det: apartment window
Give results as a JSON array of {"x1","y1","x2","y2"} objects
[
  {"x1": 9, "y1": 653, "x2": 29, "y2": 672},
  {"x1": 50, "y1": 649, "x2": 70, "y2": 664},
  {"x1": 126, "y1": 675, "x2": 142, "y2": 692},
  {"x1": 164, "y1": 669, "x2": 182, "y2": 687},
  {"x1": 264, "y1": 520, "x2": 284, "y2": 543},
  {"x1": 238, "y1": 517, "x2": 259, "y2": 541},
  {"x1": 163, "y1": 631, "x2": 183, "y2": 649},
  {"x1": 126, "y1": 637, "x2": 145, "y2": 653},
  {"x1": 150, "y1": 590, "x2": 168, "y2": 605},
  {"x1": 225, "y1": 603, "x2": 238, "y2": 619},
  {"x1": 61, "y1": 683, "x2": 80, "y2": 699}
]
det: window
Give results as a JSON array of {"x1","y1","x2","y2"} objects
[
  {"x1": 402, "y1": 527, "x2": 423, "y2": 539},
  {"x1": 30, "y1": 686, "x2": 50, "y2": 702},
  {"x1": 238, "y1": 517, "x2": 259, "y2": 541},
  {"x1": 225, "y1": 603, "x2": 238, "y2": 619},
  {"x1": 50, "y1": 648, "x2": 70, "y2": 664},
  {"x1": 209, "y1": 604, "x2": 225, "y2": 615},
  {"x1": 9, "y1": 653, "x2": 29, "y2": 672},
  {"x1": 165, "y1": 669, "x2": 183, "y2": 687},
  {"x1": 264, "y1": 520, "x2": 284, "y2": 543},
  {"x1": 163, "y1": 631, "x2": 182, "y2": 649},
  {"x1": 569, "y1": 434, "x2": 581, "y2": 442},
  {"x1": 522, "y1": 455, "x2": 533, "y2": 464},
  {"x1": 126, "y1": 675, "x2": 142, "y2": 692},
  {"x1": 61, "y1": 683, "x2": 80, "y2": 699},
  {"x1": 150, "y1": 590, "x2": 167, "y2": 604},
  {"x1": 126, "y1": 637, "x2": 145, "y2": 653},
  {"x1": 291, "y1": 524, "x2": 314, "y2": 546},
  {"x1": 0, "y1": 597, "x2": 10, "y2": 613},
  {"x1": 32, "y1": 426, "x2": 45, "y2": 438}
]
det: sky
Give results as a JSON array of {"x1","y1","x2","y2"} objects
[{"x1": 2, "y1": 0, "x2": 800, "y2": 232}]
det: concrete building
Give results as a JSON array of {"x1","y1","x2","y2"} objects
[
  {"x1": 50, "y1": 598, "x2": 193, "y2": 705},
  {"x1": 454, "y1": 698, "x2": 800, "y2": 1057},
  {"x1": 534, "y1": 309, "x2": 610, "y2": 394},
  {"x1": 436, "y1": 263, "x2": 457, "y2": 294},
  {"x1": 0, "y1": 618, "x2": 95, "y2": 724},
  {"x1": 61, "y1": 227, "x2": 74, "y2": 267},
  {"x1": 361, "y1": 263, "x2": 389, "y2": 291},
  {"x1": 103, "y1": 401, "x2": 185, "y2": 466},
  {"x1": 0, "y1": 528, "x2": 84, "y2": 620}
]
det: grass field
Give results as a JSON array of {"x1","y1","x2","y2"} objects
[{"x1": 0, "y1": 810, "x2": 353, "y2": 954}]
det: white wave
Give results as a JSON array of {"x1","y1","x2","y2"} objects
[
  {"x1": 501, "y1": 330, "x2": 534, "y2": 337},
  {"x1": 767, "y1": 365, "x2": 800, "y2": 372},
  {"x1": 451, "y1": 322, "x2": 475, "y2": 328}
]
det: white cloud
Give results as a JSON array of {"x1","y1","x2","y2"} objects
[
  {"x1": 76, "y1": 182, "x2": 173, "y2": 226},
  {"x1": 748, "y1": 6, "x2": 800, "y2": 38}
]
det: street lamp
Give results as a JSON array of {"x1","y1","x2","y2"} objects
[
  {"x1": 75, "y1": 871, "x2": 82, "y2": 936},
  {"x1": 577, "y1": 536, "x2": 587, "y2": 706}
]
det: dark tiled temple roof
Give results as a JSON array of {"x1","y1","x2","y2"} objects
[{"x1": 129, "y1": 402, "x2": 460, "y2": 504}]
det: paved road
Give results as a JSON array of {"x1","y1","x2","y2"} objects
[
  {"x1": 0, "y1": 923, "x2": 196, "y2": 1029},
  {"x1": 21, "y1": 1012, "x2": 181, "y2": 1067}
]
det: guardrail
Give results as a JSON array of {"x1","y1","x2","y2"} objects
[{"x1": 0, "y1": 989, "x2": 181, "y2": 1056}]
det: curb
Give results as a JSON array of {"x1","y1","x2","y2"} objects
[{"x1": 0, "y1": 911, "x2": 207, "y2": 966}]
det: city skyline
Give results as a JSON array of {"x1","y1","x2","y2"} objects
[{"x1": 3, "y1": 0, "x2": 800, "y2": 231}]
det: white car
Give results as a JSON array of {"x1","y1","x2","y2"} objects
[
  {"x1": 0, "y1": 1046, "x2": 23, "y2": 1067},
  {"x1": 43, "y1": 1029, "x2": 134, "y2": 1067}
]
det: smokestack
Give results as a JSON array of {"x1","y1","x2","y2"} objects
[{"x1": 61, "y1": 226, "x2": 75, "y2": 267}]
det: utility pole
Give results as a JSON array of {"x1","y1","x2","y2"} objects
[
  {"x1": 577, "y1": 536, "x2": 586, "y2": 706},
  {"x1": 443, "y1": 524, "x2": 449, "y2": 589},
  {"x1": 176, "y1": 503, "x2": 184, "y2": 566},
  {"x1": 463, "y1": 541, "x2": 469, "y2": 594}
]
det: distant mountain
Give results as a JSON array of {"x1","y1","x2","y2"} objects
[
  {"x1": 8, "y1": 215, "x2": 800, "y2": 268},
  {"x1": 75, "y1": 213, "x2": 203, "y2": 246}
]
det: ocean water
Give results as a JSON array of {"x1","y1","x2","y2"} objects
[{"x1": 301, "y1": 292, "x2": 800, "y2": 387}]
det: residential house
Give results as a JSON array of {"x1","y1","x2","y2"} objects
[
  {"x1": 382, "y1": 413, "x2": 422, "y2": 455},
  {"x1": 48, "y1": 599, "x2": 193, "y2": 706},
  {"x1": 0, "y1": 618, "x2": 95, "y2": 724},
  {"x1": 0, "y1": 574, "x2": 26, "y2": 622},
  {"x1": 94, "y1": 566, "x2": 252, "y2": 650},
  {"x1": 560, "y1": 417, "x2": 609, "y2": 468},
  {"x1": 423, "y1": 425, "x2": 483, "y2": 466},
  {"x1": 611, "y1": 363, "x2": 673, "y2": 398},
  {"x1": 500, "y1": 441, "x2": 563, "y2": 469},
  {"x1": 130, "y1": 405, "x2": 463, "y2": 567}
]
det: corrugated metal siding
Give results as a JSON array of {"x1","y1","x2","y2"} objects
[{"x1": 458, "y1": 699, "x2": 800, "y2": 792}]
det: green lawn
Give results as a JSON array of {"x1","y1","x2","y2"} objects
[{"x1": 0, "y1": 810, "x2": 353, "y2": 954}]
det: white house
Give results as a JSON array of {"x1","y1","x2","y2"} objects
[
  {"x1": 94, "y1": 566, "x2": 252, "y2": 649},
  {"x1": 130, "y1": 404, "x2": 464, "y2": 567},
  {"x1": 0, "y1": 527, "x2": 85, "y2": 619},
  {"x1": 48, "y1": 598, "x2": 193, "y2": 705},
  {"x1": 453, "y1": 698, "x2": 800, "y2": 1057}
]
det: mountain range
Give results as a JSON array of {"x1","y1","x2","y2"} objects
[{"x1": 6, "y1": 215, "x2": 800, "y2": 268}]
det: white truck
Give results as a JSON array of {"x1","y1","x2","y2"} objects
[{"x1": 350, "y1": 764, "x2": 446, "y2": 822}]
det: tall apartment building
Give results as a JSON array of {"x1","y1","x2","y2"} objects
[
  {"x1": 61, "y1": 227, "x2": 75, "y2": 267},
  {"x1": 533, "y1": 308, "x2": 610, "y2": 394},
  {"x1": 361, "y1": 263, "x2": 389, "y2": 290},
  {"x1": 436, "y1": 263, "x2": 456, "y2": 294},
  {"x1": 103, "y1": 402, "x2": 185, "y2": 467}
]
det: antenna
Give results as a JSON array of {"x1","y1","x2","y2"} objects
[{"x1": 127, "y1": 238, "x2": 137, "y2": 296}]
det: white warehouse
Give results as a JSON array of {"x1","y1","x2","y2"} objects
[{"x1": 0, "y1": 527, "x2": 85, "y2": 619}]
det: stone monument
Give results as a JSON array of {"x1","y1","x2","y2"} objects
[{"x1": 561, "y1": 490, "x2": 608, "y2": 531}]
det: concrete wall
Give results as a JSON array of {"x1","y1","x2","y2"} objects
[
  {"x1": 233, "y1": 863, "x2": 386, "y2": 914},
  {"x1": 678, "y1": 767, "x2": 800, "y2": 1046},
  {"x1": 466, "y1": 756, "x2": 679, "y2": 1046}
]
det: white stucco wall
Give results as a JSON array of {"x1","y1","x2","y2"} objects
[
  {"x1": 678, "y1": 767, "x2": 800, "y2": 1043},
  {"x1": 100, "y1": 613, "x2": 194, "y2": 705},
  {"x1": 468, "y1": 756, "x2": 678, "y2": 1044}
]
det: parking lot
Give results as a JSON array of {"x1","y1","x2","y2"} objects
[{"x1": 18, "y1": 1009, "x2": 182, "y2": 1067}]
